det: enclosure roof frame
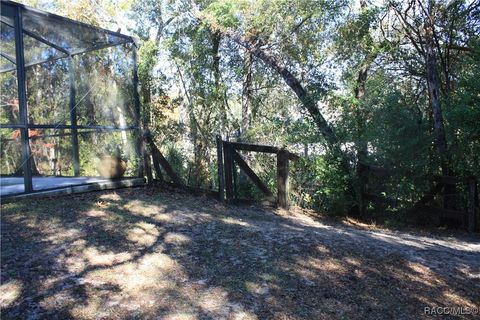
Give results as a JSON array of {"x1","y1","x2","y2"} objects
[{"x1": 0, "y1": 0, "x2": 136, "y2": 73}]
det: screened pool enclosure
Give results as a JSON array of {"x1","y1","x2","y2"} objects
[{"x1": 0, "y1": 1, "x2": 144, "y2": 196}]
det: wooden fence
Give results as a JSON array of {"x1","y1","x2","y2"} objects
[
  {"x1": 413, "y1": 175, "x2": 479, "y2": 233},
  {"x1": 144, "y1": 132, "x2": 299, "y2": 208},
  {"x1": 359, "y1": 162, "x2": 478, "y2": 232},
  {"x1": 144, "y1": 133, "x2": 477, "y2": 232},
  {"x1": 216, "y1": 136, "x2": 299, "y2": 208}
]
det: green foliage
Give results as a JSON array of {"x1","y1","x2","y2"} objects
[
  {"x1": 203, "y1": 0, "x2": 239, "y2": 29},
  {"x1": 291, "y1": 155, "x2": 354, "y2": 214},
  {"x1": 164, "y1": 145, "x2": 188, "y2": 182},
  {"x1": 138, "y1": 40, "x2": 159, "y2": 84},
  {"x1": 444, "y1": 40, "x2": 480, "y2": 178}
]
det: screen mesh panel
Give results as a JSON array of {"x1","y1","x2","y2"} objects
[
  {"x1": 0, "y1": 1, "x2": 134, "y2": 72},
  {"x1": 0, "y1": 1, "x2": 140, "y2": 195},
  {"x1": 22, "y1": 9, "x2": 128, "y2": 56},
  {"x1": 0, "y1": 21, "x2": 16, "y2": 71}
]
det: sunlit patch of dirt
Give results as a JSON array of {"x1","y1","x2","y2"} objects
[
  {"x1": 161, "y1": 312, "x2": 197, "y2": 320},
  {"x1": 99, "y1": 193, "x2": 122, "y2": 201},
  {"x1": 0, "y1": 280, "x2": 22, "y2": 308},
  {"x1": 83, "y1": 209, "x2": 109, "y2": 218},
  {"x1": 343, "y1": 256, "x2": 361, "y2": 266},
  {"x1": 124, "y1": 201, "x2": 166, "y2": 219},
  {"x1": 153, "y1": 213, "x2": 174, "y2": 222},
  {"x1": 245, "y1": 281, "x2": 270, "y2": 295},
  {"x1": 303, "y1": 257, "x2": 348, "y2": 275},
  {"x1": 83, "y1": 248, "x2": 133, "y2": 267},
  {"x1": 316, "y1": 245, "x2": 330, "y2": 254},
  {"x1": 198, "y1": 287, "x2": 229, "y2": 313},
  {"x1": 164, "y1": 232, "x2": 192, "y2": 245},
  {"x1": 221, "y1": 217, "x2": 252, "y2": 227},
  {"x1": 126, "y1": 222, "x2": 160, "y2": 246},
  {"x1": 72, "y1": 253, "x2": 190, "y2": 316},
  {"x1": 442, "y1": 290, "x2": 478, "y2": 308},
  {"x1": 342, "y1": 217, "x2": 382, "y2": 230}
]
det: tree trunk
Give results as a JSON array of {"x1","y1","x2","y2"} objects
[
  {"x1": 425, "y1": 21, "x2": 450, "y2": 176},
  {"x1": 241, "y1": 50, "x2": 253, "y2": 136},
  {"x1": 212, "y1": 31, "x2": 221, "y2": 87},
  {"x1": 211, "y1": 30, "x2": 228, "y2": 133},
  {"x1": 239, "y1": 50, "x2": 253, "y2": 187},
  {"x1": 354, "y1": 58, "x2": 371, "y2": 216},
  {"x1": 28, "y1": 141, "x2": 40, "y2": 176},
  {"x1": 424, "y1": 14, "x2": 456, "y2": 211},
  {"x1": 141, "y1": 78, "x2": 152, "y2": 128}
]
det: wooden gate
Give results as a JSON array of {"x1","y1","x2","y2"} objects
[{"x1": 216, "y1": 135, "x2": 299, "y2": 208}]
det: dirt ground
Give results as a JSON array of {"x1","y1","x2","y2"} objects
[{"x1": 1, "y1": 187, "x2": 479, "y2": 319}]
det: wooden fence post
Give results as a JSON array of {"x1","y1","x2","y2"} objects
[
  {"x1": 223, "y1": 142, "x2": 234, "y2": 202},
  {"x1": 277, "y1": 149, "x2": 289, "y2": 209},
  {"x1": 467, "y1": 177, "x2": 478, "y2": 233},
  {"x1": 216, "y1": 135, "x2": 225, "y2": 201}
]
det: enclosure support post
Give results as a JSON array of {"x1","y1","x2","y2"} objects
[
  {"x1": 277, "y1": 149, "x2": 289, "y2": 209},
  {"x1": 467, "y1": 177, "x2": 478, "y2": 233},
  {"x1": 216, "y1": 135, "x2": 225, "y2": 201},
  {"x1": 14, "y1": 7, "x2": 33, "y2": 192},
  {"x1": 223, "y1": 142, "x2": 234, "y2": 202},
  {"x1": 132, "y1": 46, "x2": 148, "y2": 180},
  {"x1": 68, "y1": 57, "x2": 80, "y2": 176}
]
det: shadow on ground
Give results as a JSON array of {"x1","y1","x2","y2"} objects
[{"x1": 1, "y1": 186, "x2": 479, "y2": 319}]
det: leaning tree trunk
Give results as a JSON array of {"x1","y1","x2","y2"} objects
[
  {"x1": 190, "y1": 1, "x2": 355, "y2": 203},
  {"x1": 226, "y1": 32, "x2": 354, "y2": 181},
  {"x1": 214, "y1": 30, "x2": 356, "y2": 206},
  {"x1": 225, "y1": 32, "x2": 341, "y2": 150}
]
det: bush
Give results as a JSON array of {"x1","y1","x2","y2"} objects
[{"x1": 291, "y1": 154, "x2": 354, "y2": 215}]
